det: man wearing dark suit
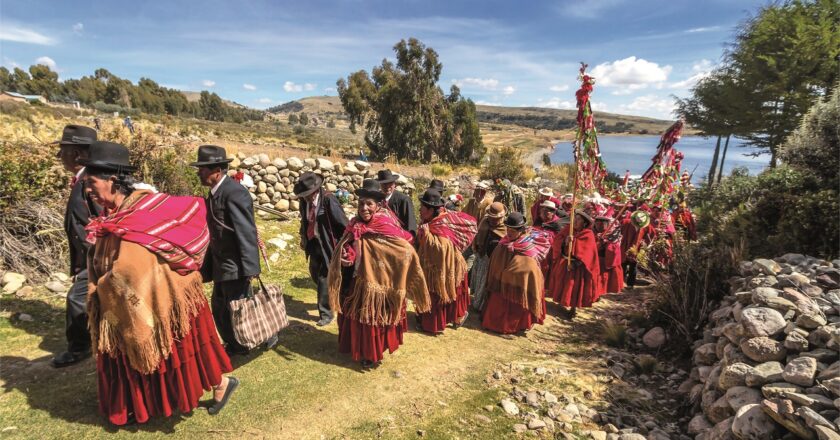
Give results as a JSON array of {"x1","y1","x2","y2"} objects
[
  {"x1": 193, "y1": 145, "x2": 261, "y2": 356},
  {"x1": 376, "y1": 169, "x2": 417, "y2": 236},
  {"x1": 52, "y1": 125, "x2": 100, "y2": 367},
  {"x1": 294, "y1": 172, "x2": 348, "y2": 326}
]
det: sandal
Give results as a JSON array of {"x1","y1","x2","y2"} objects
[{"x1": 208, "y1": 376, "x2": 239, "y2": 415}]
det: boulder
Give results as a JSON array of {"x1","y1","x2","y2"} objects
[
  {"x1": 264, "y1": 174, "x2": 279, "y2": 184},
  {"x1": 1, "y1": 272, "x2": 26, "y2": 294},
  {"x1": 287, "y1": 157, "x2": 303, "y2": 171},
  {"x1": 741, "y1": 307, "x2": 787, "y2": 338},
  {"x1": 709, "y1": 395, "x2": 735, "y2": 423},
  {"x1": 797, "y1": 312, "x2": 828, "y2": 329},
  {"x1": 719, "y1": 363, "x2": 753, "y2": 390},
  {"x1": 642, "y1": 327, "x2": 666, "y2": 349},
  {"x1": 265, "y1": 165, "x2": 278, "y2": 174},
  {"x1": 784, "y1": 331, "x2": 810, "y2": 352},
  {"x1": 708, "y1": 417, "x2": 736, "y2": 440},
  {"x1": 732, "y1": 403, "x2": 781, "y2": 439},
  {"x1": 760, "y1": 398, "x2": 815, "y2": 440},
  {"x1": 740, "y1": 337, "x2": 787, "y2": 362},
  {"x1": 782, "y1": 356, "x2": 817, "y2": 387},
  {"x1": 257, "y1": 181, "x2": 267, "y2": 193},
  {"x1": 745, "y1": 362, "x2": 784, "y2": 387},
  {"x1": 315, "y1": 158, "x2": 334, "y2": 170},
  {"x1": 258, "y1": 153, "x2": 271, "y2": 167},
  {"x1": 687, "y1": 414, "x2": 713, "y2": 435},
  {"x1": 694, "y1": 343, "x2": 719, "y2": 365},
  {"x1": 796, "y1": 406, "x2": 836, "y2": 430},
  {"x1": 814, "y1": 426, "x2": 840, "y2": 440},
  {"x1": 761, "y1": 382, "x2": 803, "y2": 398},
  {"x1": 272, "y1": 158, "x2": 287, "y2": 169},
  {"x1": 45, "y1": 281, "x2": 65, "y2": 293},
  {"x1": 725, "y1": 386, "x2": 763, "y2": 411},
  {"x1": 754, "y1": 259, "x2": 782, "y2": 275},
  {"x1": 354, "y1": 160, "x2": 370, "y2": 170},
  {"x1": 500, "y1": 398, "x2": 519, "y2": 415},
  {"x1": 274, "y1": 200, "x2": 290, "y2": 212}
]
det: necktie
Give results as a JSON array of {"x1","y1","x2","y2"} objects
[{"x1": 307, "y1": 202, "x2": 316, "y2": 239}]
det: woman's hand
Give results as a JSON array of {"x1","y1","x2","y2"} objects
[{"x1": 340, "y1": 247, "x2": 353, "y2": 267}]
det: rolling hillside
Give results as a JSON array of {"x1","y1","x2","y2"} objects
[{"x1": 269, "y1": 96, "x2": 680, "y2": 135}]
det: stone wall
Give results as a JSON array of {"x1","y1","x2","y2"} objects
[
  {"x1": 230, "y1": 153, "x2": 416, "y2": 213},
  {"x1": 679, "y1": 254, "x2": 840, "y2": 439}
]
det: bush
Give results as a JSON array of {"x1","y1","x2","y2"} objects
[
  {"x1": 0, "y1": 142, "x2": 66, "y2": 209},
  {"x1": 601, "y1": 321, "x2": 628, "y2": 347},
  {"x1": 480, "y1": 146, "x2": 526, "y2": 182},
  {"x1": 431, "y1": 163, "x2": 451, "y2": 177}
]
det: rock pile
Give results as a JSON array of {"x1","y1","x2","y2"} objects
[
  {"x1": 680, "y1": 254, "x2": 840, "y2": 440},
  {"x1": 231, "y1": 153, "x2": 416, "y2": 213}
]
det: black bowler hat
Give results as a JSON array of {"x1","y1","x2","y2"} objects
[
  {"x1": 376, "y1": 169, "x2": 399, "y2": 184},
  {"x1": 355, "y1": 179, "x2": 386, "y2": 201},
  {"x1": 293, "y1": 172, "x2": 323, "y2": 198},
  {"x1": 428, "y1": 179, "x2": 445, "y2": 192},
  {"x1": 419, "y1": 189, "x2": 445, "y2": 207},
  {"x1": 504, "y1": 212, "x2": 527, "y2": 229},
  {"x1": 78, "y1": 141, "x2": 136, "y2": 173},
  {"x1": 53, "y1": 124, "x2": 96, "y2": 147},
  {"x1": 190, "y1": 145, "x2": 233, "y2": 167}
]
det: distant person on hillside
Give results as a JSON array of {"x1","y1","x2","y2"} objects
[
  {"x1": 359, "y1": 148, "x2": 368, "y2": 162},
  {"x1": 94, "y1": 117, "x2": 101, "y2": 131},
  {"x1": 294, "y1": 172, "x2": 348, "y2": 327},
  {"x1": 123, "y1": 116, "x2": 134, "y2": 134}
]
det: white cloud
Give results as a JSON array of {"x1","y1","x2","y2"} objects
[
  {"x1": 685, "y1": 26, "x2": 721, "y2": 33},
  {"x1": 243, "y1": 83, "x2": 257, "y2": 91},
  {"x1": 257, "y1": 98, "x2": 272, "y2": 104},
  {"x1": 0, "y1": 24, "x2": 56, "y2": 45},
  {"x1": 559, "y1": 0, "x2": 624, "y2": 19},
  {"x1": 538, "y1": 98, "x2": 576, "y2": 110},
  {"x1": 72, "y1": 23, "x2": 84, "y2": 34},
  {"x1": 35, "y1": 56, "x2": 57, "y2": 70},
  {"x1": 202, "y1": 79, "x2": 216, "y2": 87},
  {"x1": 502, "y1": 85, "x2": 516, "y2": 95},
  {"x1": 549, "y1": 85, "x2": 569, "y2": 92},
  {"x1": 304, "y1": 83, "x2": 316, "y2": 91},
  {"x1": 616, "y1": 94, "x2": 676, "y2": 119},
  {"x1": 324, "y1": 87, "x2": 336, "y2": 93},
  {"x1": 668, "y1": 59, "x2": 714, "y2": 89},
  {"x1": 590, "y1": 57, "x2": 672, "y2": 93},
  {"x1": 3, "y1": 57, "x2": 20, "y2": 69},
  {"x1": 474, "y1": 100, "x2": 502, "y2": 106},
  {"x1": 283, "y1": 81, "x2": 315, "y2": 92},
  {"x1": 452, "y1": 77, "x2": 500, "y2": 90}
]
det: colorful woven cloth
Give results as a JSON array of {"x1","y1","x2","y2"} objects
[
  {"x1": 420, "y1": 210, "x2": 477, "y2": 252},
  {"x1": 85, "y1": 191, "x2": 209, "y2": 275},
  {"x1": 345, "y1": 209, "x2": 413, "y2": 244},
  {"x1": 498, "y1": 227, "x2": 552, "y2": 261}
]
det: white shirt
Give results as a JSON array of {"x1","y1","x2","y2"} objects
[
  {"x1": 210, "y1": 175, "x2": 227, "y2": 196},
  {"x1": 75, "y1": 167, "x2": 86, "y2": 180},
  {"x1": 386, "y1": 192, "x2": 393, "y2": 203}
]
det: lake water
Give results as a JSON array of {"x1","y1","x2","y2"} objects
[{"x1": 549, "y1": 135, "x2": 769, "y2": 184}]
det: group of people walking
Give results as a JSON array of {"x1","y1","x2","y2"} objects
[{"x1": 50, "y1": 123, "x2": 695, "y2": 427}]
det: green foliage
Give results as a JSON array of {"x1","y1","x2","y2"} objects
[
  {"x1": 601, "y1": 321, "x2": 628, "y2": 348},
  {"x1": 298, "y1": 112, "x2": 309, "y2": 126},
  {"x1": 430, "y1": 163, "x2": 451, "y2": 177},
  {"x1": 287, "y1": 113, "x2": 299, "y2": 124},
  {"x1": 326, "y1": 118, "x2": 336, "y2": 128},
  {"x1": 779, "y1": 83, "x2": 840, "y2": 188},
  {"x1": 336, "y1": 38, "x2": 484, "y2": 164},
  {"x1": 0, "y1": 143, "x2": 65, "y2": 209},
  {"x1": 541, "y1": 153, "x2": 551, "y2": 167},
  {"x1": 480, "y1": 146, "x2": 525, "y2": 182}
]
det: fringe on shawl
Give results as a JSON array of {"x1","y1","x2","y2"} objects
[
  {"x1": 487, "y1": 248, "x2": 546, "y2": 321},
  {"x1": 418, "y1": 233, "x2": 467, "y2": 305},
  {"x1": 89, "y1": 268, "x2": 206, "y2": 375}
]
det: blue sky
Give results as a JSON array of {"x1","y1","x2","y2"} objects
[{"x1": 0, "y1": 0, "x2": 769, "y2": 119}]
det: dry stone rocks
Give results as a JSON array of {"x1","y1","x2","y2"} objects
[
  {"x1": 741, "y1": 337, "x2": 787, "y2": 362},
  {"x1": 782, "y1": 357, "x2": 817, "y2": 387},
  {"x1": 741, "y1": 307, "x2": 787, "y2": 338},
  {"x1": 732, "y1": 403, "x2": 781, "y2": 439}
]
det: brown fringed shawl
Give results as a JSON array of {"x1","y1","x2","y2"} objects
[
  {"x1": 86, "y1": 191, "x2": 208, "y2": 375},
  {"x1": 486, "y1": 245, "x2": 546, "y2": 320},
  {"x1": 327, "y1": 232, "x2": 431, "y2": 326},
  {"x1": 417, "y1": 211, "x2": 478, "y2": 305}
]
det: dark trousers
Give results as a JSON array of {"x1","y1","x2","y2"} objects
[
  {"x1": 212, "y1": 278, "x2": 251, "y2": 352},
  {"x1": 307, "y1": 241, "x2": 332, "y2": 321},
  {"x1": 623, "y1": 261, "x2": 638, "y2": 288},
  {"x1": 65, "y1": 270, "x2": 91, "y2": 353}
]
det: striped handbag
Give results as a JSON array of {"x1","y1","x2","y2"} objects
[{"x1": 230, "y1": 277, "x2": 289, "y2": 349}]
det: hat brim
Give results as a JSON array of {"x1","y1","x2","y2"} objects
[
  {"x1": 294, "y1": 176, "x2": 324, "y2": 198},
  {"x1": 78, "y1": 158, "x2": 137, "y2": 172},
  {"x1": 420, "y1": 200, "x2": 445, "y2": 208},
  {"x1": 190, "y1": 158, "x2": 234, "y2": 167},
  {"x1": 376, "y1": 177, "x2": 398, "y2": 184},
  {"x1": 504, "y1": 221, "x2": 526, "y2": 229},
  {"x1": 355, "y1": 188, "x2": 386, "y2": 201}
]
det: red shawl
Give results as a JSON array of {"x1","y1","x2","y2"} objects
[
  {"x1": 345, "y1": 209, "x2": 413, "y2": 244},
  {"x1": 419, "y1": 210, "x2": 477, "y2": 252},
  {"x1": 551, "y1": 226, "x2": 599, "y2": 277},
  {"x1": 499, "y1": 227, "x2": 552, "y2": 262},
  {"x1": 85, "y1": 191, "x2": 209, "y2": 275}
]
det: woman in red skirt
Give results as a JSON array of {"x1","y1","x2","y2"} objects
[
  {"x1": 547, "y1": 211, "x2": 601, "y2": 320},
  {"x1": 594, "y1": 215, "x2": 624, "y2": 294},
  {"x1": 415, "y1": 189, "x2": 478, "y2": 334},
  {"x1": 327, "y1": 179, "x2": 431, "y2": 367},
  {"x1": 481, "y1": 212, "x2": 551, "y2": 334},
  {"x1": 81, "y1": 141, "x2": 237, "y2": 426}
]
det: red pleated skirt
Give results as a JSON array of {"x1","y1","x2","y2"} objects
[
  {"x1": 550, "y1": 260, "x2": 601, "y2": 308},
  {"x1": 480, "y1": 291, "x2": 545, "y2": 334},
  {"x1": 96, "y1": 302, "x2": 232, "y2": 426},
  {"x1": 337, "y1": 303, "x2": 408, "y2": 363},
  {"x1": 600, "y1": 266, "x2": 625, "y2": 294},
  {"x1": 419, "y1": 274, "x2": 470, "y2": 334}
]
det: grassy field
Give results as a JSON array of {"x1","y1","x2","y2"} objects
[{"x1": 0, "y1": 214, "x2": 670, "y2": 439}]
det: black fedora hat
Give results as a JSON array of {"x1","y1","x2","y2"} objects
[
  {"x1": 428, "y1": 179, "x2": 445, "y2": 192},
  {"x1": 355, "y1": 179, "x2": 386, "y2": 201},
  {"x1": 78, "y1": 141, "x2": 136, "y2": 173},
  {"x1": 376, "y1": 169, "x2": 399, "y2": 184},
  {"x1": 190, "y1": 145, "x2": 233, "y2": 167},
  {"x1": 419, "y1": 189, "x2": 445, "y2": 207},
  {"x1": 293, "y1": 172, "x2": 323, "y2": 198},
  {"x1": 504, "y1": 212, "x2": 527, "y2": 229},
  {"x1": 53, "y1": 124, "x2": 97, "y2": 147}
]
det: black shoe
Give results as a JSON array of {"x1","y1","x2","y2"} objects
[
  {"x1": 316, "y1": 317, "x2": 333, "y2": 327},
  {"x1": 52, "y1": 350, "x2": 91, "y2": 368},
  {"x1": 360, "y1": 359, "x2": 374, "y2": 368},
  {"x1": 264, "y1": 334, "x2": 279, "y2": 349},
  {"x1": 454, "y1": 311, "x2": 469, "y2": 329},
  {"x1": 208, "y1": 376, "x2": 239, "y2": 415}
]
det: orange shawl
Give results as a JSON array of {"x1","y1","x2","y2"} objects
[{"x1": 486, "y1": 245, "x2": 545, "y2": 320}]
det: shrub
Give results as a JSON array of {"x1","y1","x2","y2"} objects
[
  {"x1": 481, "y1": 146, "x2": 526, "y2": 182},
  {"x1": 0, "y1": 142, "x2": 65, "y2": 209},
  {"x1": 635, "y1": 355, "x2": 658, "y2": 374},
  {"x1": 601, "y1": 321, "x2": 628, "y2": 347},
  {"x1": 431, "y1": 163, "x2": 451, "y2": 177}
]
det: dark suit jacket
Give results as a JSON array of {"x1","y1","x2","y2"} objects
[
  {"x1": 65, "y1": 176, "x2": 100, "y2": 275},
  {"x1": 385, "y1": 190, "x2": 417, "y2": 235},
  {"x1": 201, "y1": 177, "x2": 261, "y2": 283},
  {"x1": 299, "y1": 190, "x2": 348, "y2": 267}
]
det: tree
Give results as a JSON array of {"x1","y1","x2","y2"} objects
[
  {"x1": 26, "y1": 64, "x2": 61, "y2": 99},
  {"x1": 288, "y1": 113, "x2": 299, "y2": 124},
  {"x1": 199, "y1": 91, "x2": 225, "y2": 121},
  {"x1": 337, "y1": 38, "x2": 484, "y2": 164},
  {"x1": 727, "y1": 0, "x2": 840, "y2": 167},
  {"x1": 298, "y1": 112, "x2": 309, "y2": 126},
  {"x1": 779, "y1": 82, "x2": 840, "y2": 188}
]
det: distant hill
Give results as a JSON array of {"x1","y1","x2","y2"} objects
[
  {"x1": 180, "y1": 91, "x2": 246, "y2": 109},
  {"x1": 270, "y1": 96, "x2": 679, "y2": 135}
]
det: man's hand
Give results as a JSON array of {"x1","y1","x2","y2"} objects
[
  {"x1": 340, "y1": 247, "x2": 353, "y2": 267},
  {"x1": 299, "y1": 239, "x2": 305, "y2": 250}
]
